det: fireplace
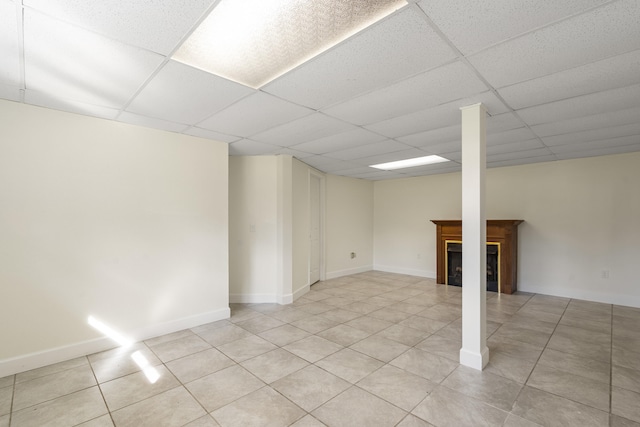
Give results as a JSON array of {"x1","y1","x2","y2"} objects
[
  {"x1": 431, "y1": 220, "x2": 523, "y2": 294},
  {"x1": 446, "y1": 241, "x2": 500, "y2": 292}
]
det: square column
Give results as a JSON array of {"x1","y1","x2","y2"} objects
[{"x1": 459, "y1": 103, "x2": 489, "y2": 370}]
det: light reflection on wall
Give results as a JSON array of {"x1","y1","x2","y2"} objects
[{"x1": 88, "y1": 315, "x2": 160, "y2": 384}]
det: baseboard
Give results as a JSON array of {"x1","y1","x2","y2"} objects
[
  {"x1": 325, "y1": 265, "x2": 373, "y2": 280},
  {"x1": 292, "y1": 284, "x2": 310, "y2": 301},
  {"x1": 229, "y1": 293, "x2": 279, "y2": 304},
  {"x1": 373, "y1": 264, "x2": 435, "y2": 279},
  {"x1": 519, "y1": 285, "x2": 640, "y2": 308},
  {"x1": 0, "y1": 307, "x2": 230, "y2": 378}
]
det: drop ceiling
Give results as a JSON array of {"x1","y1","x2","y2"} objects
[{"x1": 1, "y1": 0, "x2": 639, "y2": 180}]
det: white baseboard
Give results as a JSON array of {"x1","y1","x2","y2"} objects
[
  {"x1": 0, "y1": 307, "x2": 230, "y2": 378},
  {"x1": 519, "y1": 284, "x2": 640, "y2": 308},
  {"x1": 229, "y1": 293, "x2": 278, "y2": 304},
  {"x1": 325, "y1": 265, "x2": 373, "y2": 280},
  {"x1": 373, "y1": 264, "x2": 435, "y2": 279},
  {"x1": 292, "y1": 285, "x2": 310, "y2": 301}
]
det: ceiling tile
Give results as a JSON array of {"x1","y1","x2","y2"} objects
[
  {"x1": 421, "y1": 140, "x2": 460, "y2": 155},
  {"x1": 487, "y1": 128, "x2": 538, "y2": 146},
  {"x1": 24, "y1": 9, "x2": 165, "y2": 108},
  {"x1": 554, "y1": 143, "x2": 640, "y2": 160},
  {"x1": 269, "y1": 147, "x2": 315, "y2": 159},
  {"x1": 300, "y1": 155, "x2": 362, "y2": 173},
  {"x1": 323, "y1": 60, "x2": 488, "y2": 125},
  {"x1": 487, "y1": 139, "x2": 546, "y2": 155},
  {"x1": 531, "y1": 106, "x2": 640, "y2": 138},
  {"x1": 250, "y1": 113, "x2": 353, "y2": 147},
  {"x1": 468, "y1": 0, "x2": 640, "y2": 88},
  {"x1": 419, "y1": 0, "x2": 608, "y2": 55},
  {"x1": 197, "y1": 92, "x2": 312, "y2": 137},
  {"x1": 229, "y1": 139, "x2": 281, "y2": 156},
  {"x1": 290, "y1": 128, "x2": 387, "y2": 155},
  {"x1": 24, "y1": 0, "x2": 216, "y2": 55},
  {"x1": 518, "y1": 83, "x2": 640, "y2": 126},
  {"x1": 403, "y1": 165, "x2": 461, "y2": 177},
  {"x1": 127, "y1": 60, "x2": 254, "y2": 125},
  {"x1": 117, "y1": 111, "x2": 190, "y2": 133},
  {"x1": 542, "y1": 123, "x2": 640, "y2": 146},
  {"x1": 327, "y1": 140, "x2": 411, "y2": 161},
  {"x1": 351, "y1": 147, "x2": 432, "y2": 166},
  {"x1": 183, "y1": 127, "x2": 240, "y2": 143},
  {"x1": 487, "y1": 147, "x2": 553, "y2": 163},
  {"x1": 365, "y1": 91, "x2": 507, "y2": 138},
  {"x1": 499, "y1": 49, "x2": 640, "y2": 110},
  {"x1": 549, "y1": 135, "x2": 640, "y2": 154},
  {"x1": 24, "y1": 90, "x2": 120, "y2": 119},
  {"x1": 263, "y1": 7, "x2": 457, "y2": 109},
  {"x1": 486, "y1": 113, "x2": 527, "y2": 134},
  {"x1": 398, "y1": 125, "x2": 460, "y2": 148},
  {"x1": 488, "y1": 155, "x2": 558, "y2": 169},
  {"x1": 0, "y1": 0, "x2": 20, "y2": 87}
]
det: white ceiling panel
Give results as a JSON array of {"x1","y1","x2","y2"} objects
[
  {"x1": 398, "y1": 125, "x2": 460, "y2": 148},
  {"x1": 365, "y1": 91, "x2": 507, "y2": 138},
  {"x1": 487, "y1": 128, "x2": 539, "y2": 146},
  {"x1": 531, "y1": 107, "x2": 640, "y2": 138},
  {"x1": 24, "y1": 10, "x2": 164, "y2": 108},
  {"x1": 518, "y1": 83, "x2": 640, "y2": 126},
  {"x1": 228, "y1": 139, "x2": 281, "y2": 156},
  {"x1": 352, "y1": 148, "x2": 433, "y2": 166},
  {"x1": 549, "y1": 135, "x2": 640, "y2": 154},
  {"x1": 499, "y1": 49, "x2": 640, "y2": 110},
  {"x1": 290, "y1": 128, "x2": 387, "y2": 155},
  {"x1": 117, "y1": 111, "x2": 190, "y2": 133},
  {"x1": 127, "y1": 60, "x2": 254, "y2": 125},
  {"x1": 323, "y1": 61, "x2": 488, "y2": 125},
  {"x1": 197, "y1": 92, "x2": 312, "y2": 138},
  {"x1": 300, "y1": 155, "x2": 361, "y2": 172},
  {"x1": 486, "y1": 113, "x2": 527, "y2": 134},
  {"x1": 328, "y1": 140, "x2": 411, "y2": 161},
  {"x1": 542, "y1": 123, "x2": 640, "y2": 147},
  {"x1": 24, "y1": 0, "x2": 216, "y2": 55},
  {"x1": 403, "y1": 165, "x2": 462, "y2": 177},
  {"x1": 421, "y1": 140, "x2": 460, "y2": 156},
  {"x1": 183, "y1": 127, "x2": 240, "y2": 144},
  {"x1": 418, "y1": 0, "x2": 608, "y2": 55},
  {"x1": 0, "y1": 0, "x2": 20, "y2": 86},
  {"x1": 263, "y1": 7, "x2": 457, "y2": 109},
  {"x1": 270, "y1": 148, "x2": 315, "y2": 159},
  {"x1": 468, "y1": 0, "x2": 640, "y2": 88},
  {"x1": 24, "y1": 90, "x2": 120, "y2": 119},
  {"x1": 250, "y1": 113, "x2": 353, "y2": 147},
  {"x1": 487, "y1": 155, "x2": 558, "y2": 169},
  {"x1": 554, "y1": 144, "x2": 640, "y2": 160},
  {"x1": 487, "y1": 147, "x2": 554, "y2": 163},
  {"x1": 487, "y1": 139, "x2": 546, "y2": 156}
]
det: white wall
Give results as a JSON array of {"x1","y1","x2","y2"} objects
[
  {"x1": 229, "y1": 156, "x2": 278, "y2": 303},
  {"x1": 326, "y1": 175, "x2": 374, "y2": 279},
  {"x1": 0, "y1": 100, "x2": 230, "y2": 376},
  {"x1": 374, "y1": 152, "x2": 640, "y2": 307}
]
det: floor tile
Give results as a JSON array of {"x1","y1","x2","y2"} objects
[
  {"x1": 399, "y1": 315, "x2": 448, "y2": 334},
  {"x1": 546, "y1": 332, "x2": 611, "y2": 363},
  {"x1": 441, "y1": 365, "x2": 522, "y2": 411},
  {"x1": 502, "y1": 413, "x2": 543, "y2": 427},
  {"x1": 417, "y1": 304, "x2": 462, "y2": 322},
  {"x1": 345, "y1": 316, "x2": 393, "y2": 334},
  {"x1": 271, "y1": 365, "x2": 350, "y2": 411},
  {"x1": 99, "y1": 364, "x2": 179, "y2": 411},
  {"x1": 183, "y1": 415, "x2": 220, "y2": 427},
  {"x1": 13, "y1": 364, "x2": 97, "y2": 411},
  {"x1": 316, "y1": 348, "x2": 384, "y2": 383},
  {"x1": 312, "y1": 386, "x2": 407, "y2": 427},
  {"x1": 190, "y1": 319, "x2": 232, "y2": 335},
  {"x1": 0, "y1": 377, "x2": 12, "y2": 389},
  {"x1": 0, "y1": 414, "x2": 8, "y2": 427},
  {"x1": 396, "y1": 414, "x2": 435, "y2": 427},
  {"x1": 375, "y1": 324, "x2": 429, "y2": 346},
  {"x1": 611, "y1": 414, "x2": 640, "y2": 427},
  {"x1": 0, "y1": 386, "x2": 11, "y2": 417},
  {"x1": 165, "y1": 348, "x2": 235, "y2": 383},
  {"x1": 411, "y1": 385, "x2": 509, "y2": 427},
  {"x1": 234, "y1": 314, "x2": 285, "y2": 334},
  {"x1": 297, "y1": 301, "x2": 335, "y2": 315},
  {"x1": 211, "y1": 386, "x2": 305, "y2": 427},
  {"x1": 283, "y1": 335, "x2": 343, "y2": 363},
  {"x1": 512, "y1": 385, "x2": 609, "y2": 427},
  {"x1": 357, "y1": 365, "x2": 436, "y2": 411},
  {"x1": 613, "y1": 365, "x2": 640, "y2": 393},
  {"x1": 612, "y1": 386, "x2": 640, "y2": 423},
  {"x1": 349, "y1": 334, "x2": 410, "y2": 362},
  {"x1": 415, "y1": 334, "x2": 460, "y2": 362},
  {"x1": 144, "y1": 329, "x2": 195, "y2": 347},
  {"x1": 186, "y1": 365, "x2": 264, "y2": 412},
  {"x1": 111, "y1": 386, "x2": 206, "y2": 427},
  {"x1": 537, "y1": 348, "x2": 610, "y2": 384},
  {"x1": 368, "y1": 307, "x2": 414, "y2": 323},
  {"x1": 290, "y1": 315, "x2": 339, "y2": 334},
  {"x1": 217, "y1": 335, "x2": 278, "y2": 363},
  {"x1": 290, "y1": 414, "x2": 326, "y2": 427},
  {"x1": 317, "y1": 324, "x2": 370, "y2": 346},
  {"x1": 240, "y1": 348, "x2": 309, "y2": 383},
  {"x1": 487, "y1": 335, "x2": 544, "y2": 359},
  {"x1": 390, "y1": 348, "x2": 458, "y2": 383},
  {"x1": 341, "y1": 301, "x2": 380, "y2": 315},
  {"x1": 258, "y1": 324, "x2": 311, "y2": 346},
  {"x1": 15, "y1": 356, "x2": 88, "y2": 384},
  {"x1": 76, "y1": 414, "x2": 115, "y2": 426},
  {"x1": 147, "y1": 334, "x2": 211, "y2": 363},
  {"x1": 194, "y1": 324, "x2": 254, "y2": 347},
  {"x1": 484, "y1": 352, "x2": 537, "y2": 384},
  {"x1": 10, "y1": 386, "x2": 107, "y2": 427},
  {"x1": 493, "y1": 324, "x2": 552, "y2": 348},
  {"x1": 319, "y1": 308, "x2": 363, "y2": 323},
  {"x1": 228, "y1": 305, "x2": 262, "y2": 323},
  {"x1": 90, "y1": 344, "x2": 162, "y2": 384},
  {"x1": 613, "y1": 347, "x2": 640, "y2": 371},
  {"x1": 268, "y1": 308, "x2": 314, "y2": 323}
]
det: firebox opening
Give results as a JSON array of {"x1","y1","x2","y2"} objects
[{"x1": 446, "y1": 241, "x2": 500, "y2": 292}]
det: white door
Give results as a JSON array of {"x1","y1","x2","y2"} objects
[{"x1": 309, "y1": 174, "x2": 321, "y2": 285}]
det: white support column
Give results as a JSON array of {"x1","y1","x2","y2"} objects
[{"x1": 459, "y1": 103, "x2": 489, "y2": 370}]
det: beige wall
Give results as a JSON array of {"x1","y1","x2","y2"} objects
[
  {"x1": 292, "y1": 158, "x2": 312, "y2": 297},
  {"x1": 229, "y1": 156, "x2": 279, "y2": 302},
  {"x1": 326, "y1": 175, "x2": 374, "y2": 278},
  {"x1": 0, "y1": 100, "x2": 230, "y2": 375},
  {"x1": 374, "y1": 152, "x2": 640, "y2": 307}
]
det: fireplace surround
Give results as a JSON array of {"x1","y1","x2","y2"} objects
[{"x1": 431, "y1": 220, "x2": 523, "y2": 294}]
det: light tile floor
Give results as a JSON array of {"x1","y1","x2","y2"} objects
[{"x1": 2, "y1": 271, "x2": 640, "y2": 426}]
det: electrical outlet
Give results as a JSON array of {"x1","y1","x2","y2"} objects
[{"x1": 350, "y1": 252, "x2": 356, "y2": 259}]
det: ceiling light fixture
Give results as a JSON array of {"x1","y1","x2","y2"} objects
[
  {"x1": 370, "y1": 155, "x2": 450, "y2": 170},
  {"x1": 172, "y1": 0, "x2": 407, "y2": 88}
]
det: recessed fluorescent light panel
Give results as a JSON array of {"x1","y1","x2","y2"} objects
[
  {"x1": 370, "y1": 155, "x2": 449, "y2": 170},
  {"x1": 172, "y1": 0, "x2": 407, "y2": 88}
]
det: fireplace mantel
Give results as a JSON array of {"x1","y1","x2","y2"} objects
[{"x1": 431, "y1": 220, "x2": 523, "y2": 294}]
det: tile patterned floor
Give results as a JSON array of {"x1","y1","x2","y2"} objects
[{"x1": 2, "y1": 271, "x2": 640, "y2": 426}]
